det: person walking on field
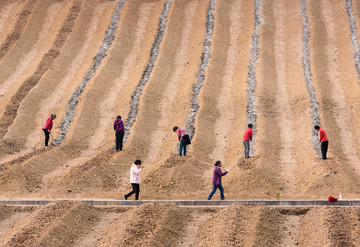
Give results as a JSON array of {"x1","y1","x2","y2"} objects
[
  {"x1": 114, "y1": 115, "x2": 124, "y2": 151},
  {"x1": 314, "y1": 125, "x2": 328, "y2": 159},
  {"x1": 207, "y1": 160, "x2": 230, "y2": 200},
  {"x1": 124, "y1": 160, "x2": 143, "y2": 200},
  {"x1": 173, "y1": 126, "x2": 190, "y2": 156},
  {"x1": 42, "y1": 114, "x2": 56, "y2": 147},
  {"x1": 243, "y1": 123, "x2": 253, "y2": 158}
]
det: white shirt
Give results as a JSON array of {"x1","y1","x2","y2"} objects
[{"x1": 130, "y1": 164, "x2": 142, "y2": 184}]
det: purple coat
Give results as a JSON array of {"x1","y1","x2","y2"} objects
[{"x1": 212, "y1": 167, "x2": 228, "y2": 186}]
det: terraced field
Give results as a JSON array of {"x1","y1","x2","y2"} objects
[{"x1": 1, "y1": 0, "x2": 360, "y2": 246}]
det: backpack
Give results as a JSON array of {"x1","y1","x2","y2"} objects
[{"x1": 183, "y1": 134, "x2": 191, "y2": 145}]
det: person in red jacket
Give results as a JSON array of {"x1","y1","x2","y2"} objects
[
  {"x1": 314, "y1": 125, "x2": 328, "y2": 159},
  {"x1": 207, "y1": 161, "x2": 230, "y2": 200},
  {"x1": 243, "y1": 123, "x2": 253, "y2": 158},
  {"x1": 42, "y1": 114, "x2": 56, "y2": 146}
]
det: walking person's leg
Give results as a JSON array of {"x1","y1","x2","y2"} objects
[
  {"x1": 124, "y1": 183, "x2": 136, "y2": 200},
  {"x1": 43, "y1": 129, "x2": 49, "y2": 146},
  {"x1": 134, "y1": 183, "x2": 140, "y2": 200},
  {"x1": 183, "y1": 142, "x2": 187, "y2": 156},
  {"x1": 207, "y1": 185, "x2": 218, "y2": 200},
  {"x1": 219, "y1": 184, "x2": 225, "y2": 200}
]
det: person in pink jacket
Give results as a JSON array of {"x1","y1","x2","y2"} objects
[
  {"x1": 124, "y1": 160, "x2": 143, "y2": 200},
  {"x1": 42, "y1": 114, "x2": 56, "y2": 146}
]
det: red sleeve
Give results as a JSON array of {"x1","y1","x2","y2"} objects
[{"x1": 249, "y1": 129, "x2": 253, "y2": 141}]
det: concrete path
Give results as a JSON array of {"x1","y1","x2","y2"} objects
[{"x1": 0, "y1": 199, "x2": 360, "y2": 206}]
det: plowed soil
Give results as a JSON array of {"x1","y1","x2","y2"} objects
[{"x1": 1, "y1": 0, "x2": 360, "y2": 246}]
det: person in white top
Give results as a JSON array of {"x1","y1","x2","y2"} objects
[{"x1": 124, "y1": 160, "x2": 143, "y2": 200}]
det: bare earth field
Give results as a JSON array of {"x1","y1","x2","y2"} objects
[{"x1": 1, "y1": 0, "x2": 360, "y2": 246}]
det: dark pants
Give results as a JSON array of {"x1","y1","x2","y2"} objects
[
  {"x1": 115, "y1": 130, "x2": 124, "y2": 151},
  {"x1": 179, "y1": 138, "x2": 187, "y2": 156},
  {"x1": 207, "y1": 184, "x2": 225, "y2": 200},
  {"x1": 243, "y1": 140, "x2": 250, "y2": 158},
  {"x1": 42, "y1": 129, "x2": 50, "y2": 146},
  {"x1": 321, "y1": 141, "x2": 328, "y2": 159},
  {"x1": 125, "y1": 183, "x2": 140, "y2": 200}
]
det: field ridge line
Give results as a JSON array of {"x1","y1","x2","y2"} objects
[
  {"x1": 245, "y1": 0, "x2": 262, "y2": 156},
  {"x1": 123, "y1": 0, "x2": 172, "y2": 142},
  {"x1": 185, "y1": 0, "x2": 215, "y2": 138},
  {"x1": 346, "y1": 0, "x2": 360, "y2": 85},
  {"x1": 301, "y1": 0, "x2": 321, "y2": 156}
]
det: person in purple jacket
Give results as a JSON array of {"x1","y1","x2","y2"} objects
[
  {"x1": 113, "y1": 115, "x2": 125, "y2": 151},
  {"x1": 207, "y1": 160, "x2": 230, "y2": 200}
]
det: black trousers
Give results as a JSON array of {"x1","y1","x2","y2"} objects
[
  {"x1": 42, "y1": 129, "x2": 50, "y2": 146},
  {"x1": 125, "y1": 183, "x2": 140, "y2": 200},
  {"x1": 321, "y1": 141, "x2": 329, "y2": 159},
  {"x1": 115, "y1": 130, "x2": 124, "y2": 151}
]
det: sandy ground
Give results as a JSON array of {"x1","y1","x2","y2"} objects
[
  {"x1": 2, "y1": 202, "x2": 360, "y2": 247},
  {"x1": 1, "y1": 0, "x2": 360, "y2": 245}
]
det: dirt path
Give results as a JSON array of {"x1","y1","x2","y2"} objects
[
  {"x1": 211, "y1": 0, "x2": 240, "y2": 163},
  {"x1": 242, "y1": 0, "x2": 285, "y2": 197},
  {"x1": 176, "y1": 210, "x2": 212, "y2": 247},
  {"x1": 0, "y1": 212, "x2": 30, "y2": 238},
  {"x1": 280, "y1": 214, "x2": 301, "y2": 247},
  {"x1": 257, "y1": 0, "x2": 282, "y2": 168},
  {"x1": 309, "y1": 0, "x2": 343, "y2": 159},
  {"x1": 274, "y1": 0, "x2": 297, "y2": 196},
  {"x1": 321, "y1": 0, "x2": 360, "y2": 173},
  {"x1": 74, "y1": 212, "x2": 119, "y2": 247},
  {"x1": 224, "y1": 0, "x2": 254, "y2": 166}
]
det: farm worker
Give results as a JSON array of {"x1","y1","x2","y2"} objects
[
  {"x1": 243, "y1": 123, "x2": 253, "y2": 158},
  {"x1": 207, "y1": 160, "x2": 230, "y2": 200},
  {"x1": 113, "y1": 115, "x2": 125, "y2": 151},
  {"x1": 42, "y1": 114, "x2": 56, "y2": 146},
  {"x1": 124, "y1": 160, "x2": 143, "y2": 200},
  {"x1": 314, "y1": 125, "x2": 328, "y2": 159},
  {"x1": 173, "y1": 126, "x2": 190, "y2": 156}
]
